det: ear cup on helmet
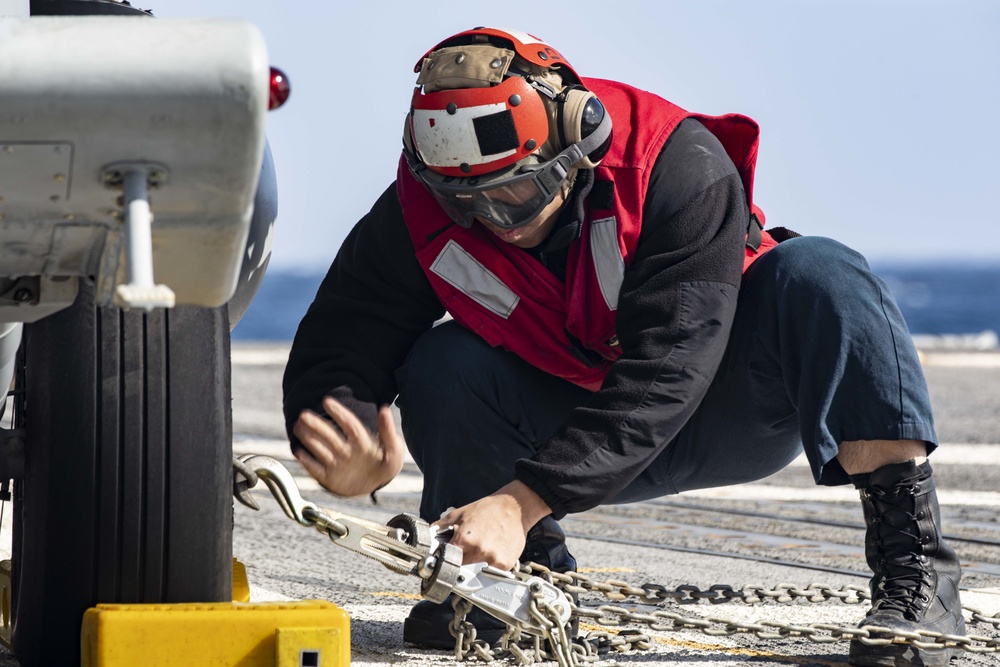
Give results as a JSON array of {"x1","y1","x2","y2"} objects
[{"x1": 559, "y1": 88, "x2": 612, "y2": 168}]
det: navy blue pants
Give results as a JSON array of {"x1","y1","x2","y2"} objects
[{"x1": 395, "y1": 237, "x2": 937, "y2": 522}]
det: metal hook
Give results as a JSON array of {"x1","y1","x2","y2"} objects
[
  {"x1": 232, "y1": 455, "x2": 260, "y2": 510},
  {"x1": 236, "y1": 454, "x2": 319, "y2": 527}
]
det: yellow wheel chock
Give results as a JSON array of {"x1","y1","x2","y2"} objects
[
  {"x1": 233, "y1": 557, "x2": 252, "y2": 603},
  {"x1": 81, "y1": 599, "x2": 350, "y2": 667},
  {"x1": 1, "y1": 557, "x2": 350, "y2": 666}
]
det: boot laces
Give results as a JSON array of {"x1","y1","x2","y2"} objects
[{"x1": 871, "y1": 489, "x2": 932, "y2": 621}]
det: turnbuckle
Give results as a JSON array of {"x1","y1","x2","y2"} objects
[{"x1": 450, "y1": 563, "x2": 572, "y2": 637}]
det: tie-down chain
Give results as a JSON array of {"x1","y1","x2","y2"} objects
[{"x1": 233, "y1": 455, "x2": 1000, "y2": 665}]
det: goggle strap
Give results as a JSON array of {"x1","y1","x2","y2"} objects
[
  {"x1": 567, "y1": 108, "x2": 613, "y2": 162},
  {"x1": 535, "y1": 161, "x2": 567, "y2": 194}
]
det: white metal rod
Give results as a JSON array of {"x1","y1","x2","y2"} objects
[
  {"x1": 122, "y1": 170, "x2": 155, "y2": 288},
  {"x1": 0, "y1": 323, "x2": 22, "y2": 404}
]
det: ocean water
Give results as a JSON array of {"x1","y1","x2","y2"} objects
[
  {"x1": 233, "y1": 263, "x2": 1000, "y2": 343},
  {"x1": 874, "y1": 264, "x2": 1000, "y2": 337}
]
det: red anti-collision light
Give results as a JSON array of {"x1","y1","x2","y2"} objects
[{"x1": 269, "y1": 67, "x2": 291, "y2": 110}]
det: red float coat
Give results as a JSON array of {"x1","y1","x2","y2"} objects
[{"x1": 397, "y1": 78, "x2": 776, "y2": 390}]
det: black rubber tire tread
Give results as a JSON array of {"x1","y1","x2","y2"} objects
[{"x1": 11, "y1": 280, "x2": 233, "y2": 667}]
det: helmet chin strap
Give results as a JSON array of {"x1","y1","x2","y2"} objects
[{"x1": 532, "y1": 169, "x2": 596, "y2": 253}]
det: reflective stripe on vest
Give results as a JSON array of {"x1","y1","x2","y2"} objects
[
  {"x1": 430, "y1": 223, "x2": 628, "y2": 320},
  {"x1": 590, "y1": 216, "x2": 624, "y2": 311},
  {"x1": 430, "y1": 239, "x2": 520, "y2": 319}
]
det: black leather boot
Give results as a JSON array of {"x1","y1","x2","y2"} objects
[
  {"x1": 848, "y1": 460, "x2": 965, "y2": 667},
  {"x1": 518, "y1": 515, "x2": 578, "y2": 572},
  {"x1": 403, "y1": 516, "x2": 576, "y2": 649}
]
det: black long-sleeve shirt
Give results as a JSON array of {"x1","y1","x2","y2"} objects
[{"x1": 283, "y1": 118, "x2": 750, "y2": 518}]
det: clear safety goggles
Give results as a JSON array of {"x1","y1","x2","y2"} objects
[{"x1": 413, "y1": 150, "x2": 575, "y2": 229}]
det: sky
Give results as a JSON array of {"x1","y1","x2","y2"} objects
[{"x1": 152, "y1": 1, "x2": 1000, "y2": 271}]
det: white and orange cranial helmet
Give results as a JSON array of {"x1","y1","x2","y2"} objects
[{"x1": 403, "y1": 27, "x2": 613, "y2": 229}]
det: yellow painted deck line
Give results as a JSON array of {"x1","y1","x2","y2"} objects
[
  {"x1": 578, "y1": 567, "x2": 636, "y2": 574},
  {"x1": 372, "y1": 591, "x2": 423, "y2": 600}
]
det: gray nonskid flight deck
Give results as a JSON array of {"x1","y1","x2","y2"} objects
[
  {"x1": 225, "y1": 344, "x2": 1000, "y2": 667},
  {"x1": 1, "y1": 343, "x2": 996, "y2": 666}
]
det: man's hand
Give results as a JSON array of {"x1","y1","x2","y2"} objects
[
  {"x1": 434, "y1": 480, "x2": 552, "y2": 570},
  {"x1": 292, "y1": 397, "x2": 405, "y2": 497}
]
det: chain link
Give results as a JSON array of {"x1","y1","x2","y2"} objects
[
  {"x1": 528, "y1": 584, "x2": 576, "y2": 667},
  {"x1": 449, "y1": 562, "x2": 999, "y2": 663}
]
